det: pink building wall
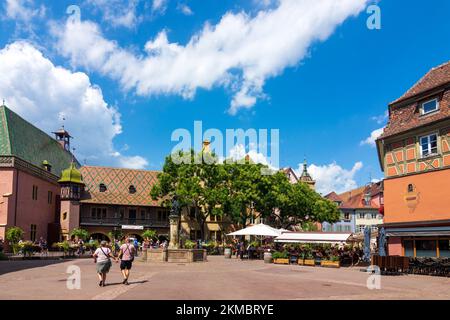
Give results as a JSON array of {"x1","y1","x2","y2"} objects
[{"x1": 0, "y1": 167, "x2": 60, "y2": 242}]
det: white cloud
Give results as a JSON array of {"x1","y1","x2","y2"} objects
[
  {"x1": 226, "y1": 143, "x2": 277, "y2": 169},
  {"x1": 299, "y1": 161, "x2": 363, "y2": 195},
  {"x1": 0, "y1": 41, "x2": 148, "y2": 169},
  {"x1": 86, "y1": 0, "x2": 141, "y2": 29},
  {"x1": 52, "y1": 0, "x2": 368, "y2": 114},
  {"x1": 4, "y1": 0, "x2": 45, "y2": 22},
  {"x1": 177, "y1": 3, "x2": 193, "y2": 16},
  {"x1": 360, "y1": 127, "x2": 384, "y2": 147},
  {"x1": 152, "y1": 0, "x2": 168, "y2": 14},
  {"x1": 371, "y1": 110, "x2": 388, "y2": 124}
]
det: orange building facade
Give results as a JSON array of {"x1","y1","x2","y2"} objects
[{"x1": 376, "y1": 61, "x2": 450, "y2": 258}]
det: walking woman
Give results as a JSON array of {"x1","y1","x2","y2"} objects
[
  {"x1": 93, "y1": 241, "x2": 117, "y2": 287},
  {"x1": 118, "y1": 238, "x2": 136, "y2": 285}
]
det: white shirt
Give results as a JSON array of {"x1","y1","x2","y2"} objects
[{"x1": 94, "y1": 247, "x2": 111, "y2": 263}]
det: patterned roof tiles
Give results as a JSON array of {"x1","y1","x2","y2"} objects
[
  {"x1": 80, "y1": 166, "x2": 161, "y2": 206},
  {"x1": 0, "y1": 105, "x2": 76, "y2": 176}
]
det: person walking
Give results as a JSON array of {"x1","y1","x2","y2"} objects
[
  {"x1": 133, "y1": 238, "x2": 139, "y2": 257},
  {"x1": 118, "y1": 238, "x2": 136, "y2": 285},
  {"x1": 93, "y1": 241, "x2": 117, "y2": 287}
]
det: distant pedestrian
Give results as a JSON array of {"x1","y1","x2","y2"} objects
[
  {"x1": 239, "y1": 241, "x2": 244, "y2": 259},
  {"x1": 133, "y1": 238, "x2": 139, "y2": 256},
  {"x1": 39, "y1": 237, "x2": 48, "y2": 256},
  {"x1": 118, "y1": 238, "x2": 136, "y2": 285},
  {"x1": 77, "y1": 239, "x2": 85, "y2": 255},
  {"x1": 93, "y1": 241, "x2": 117, "y2": 287}
]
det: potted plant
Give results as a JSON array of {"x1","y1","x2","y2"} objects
[
  {"x1": 184, "y1": 240, "x2": 196, "y2": 249},
  {"x1": 303, "y1": 252, "x2": 315, "y2": 266},
  {"x1": 142, "y1": 229, "x2": 157, "y2": 241},
  {"x1": 321, "y1": 255, "x2": 341, "y2": 268},
  {"x1": 19, "y1": 241, "x2": 39, "y2": 258},
  {"x1": 5, "y1": 227, "x2": 24, "y2": 254},
  {"x1": 70, "y1": 228, "x2": 90, "y2": 241},
  {"x1": 272, "y1": 251, "x2": 289, "y2": 264}
]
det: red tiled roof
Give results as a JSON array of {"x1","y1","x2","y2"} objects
[
  {"x1": 79, "y1": 166, "x2": 161, "y2": 206},
  {"x1": 338, "y1": 184, "x2": 380, "y2": 210},
  {"x1": 324, "y1": 191, "x2": 342, "y2": 202},
  {"x1": 390, "y1": 61, "x2": 450, "y2": 105},
  {"x1": 379, "y1": 61, "x2": 450, "y2": 139}
]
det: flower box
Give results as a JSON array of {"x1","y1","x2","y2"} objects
[
  {"x1": 273, "y1": 258, "x2": 289, "y2": 265},
  {"x1": 321, "y1": 260, "x2": 340, "y2": 268},
  {"x1": 303, "y1": 259, "x2": 315, "y2": 266}
]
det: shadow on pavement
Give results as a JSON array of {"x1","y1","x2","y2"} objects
[
  {"x1": 0, "y1": 259, "x2": 70, "y2": 276},
  {"x1": 103, "y1": 280, "x2": 149, "y2": 287}
]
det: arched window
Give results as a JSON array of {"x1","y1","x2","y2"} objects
[
  {"x1": 407, "y1": 184, "x2": 414, "y2": 193},
  {"x1": 129, "y1": 185, "x2": 136, "y2": 194},
  {"x1": 99, "y1": 183, "x2": 107, "y2": 192}
]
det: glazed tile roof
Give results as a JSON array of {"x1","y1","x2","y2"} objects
[
  {"x1": 0, "y1": 105, "x2": 76, "y2": 176},
  {"x1": 80, "y1": 166, "x2": 161, "y2": 206}
]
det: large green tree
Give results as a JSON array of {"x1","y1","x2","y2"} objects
[
  {"x1": 151, "y1": 149, "x2": 228, "y2": 240},
  {"x1": 151, "y1": 150, "x2": 340, "y2": 239}
]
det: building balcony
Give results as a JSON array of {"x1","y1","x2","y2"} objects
[{"x1": 80, "y1": 216, "x2": 169, "y2": 228}]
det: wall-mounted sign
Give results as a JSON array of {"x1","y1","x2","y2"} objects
[
  {"x1": 404, "y1": 184, "x2": 420, "y2": 212},
  {"x1": 121, "y1": 225, "x2": 144, "y2": 230}
]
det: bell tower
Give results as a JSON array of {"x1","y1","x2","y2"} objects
[
  {"x1": 58, "y1": 162, "x2": 84, "y2": 240},
  {"x1": 299, "y1": 158, "x2": 316, "y2": 190},
  {"x1": 52, "y1": 127, "x2": 72, "y2": 151}
]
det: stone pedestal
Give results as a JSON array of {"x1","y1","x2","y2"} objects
[
  {"x1": 169, "y1": 214, "x2": 180, "y2": 249},
  {"x1": 144, "y1": 248, "x2": 207, "y2": 263}
]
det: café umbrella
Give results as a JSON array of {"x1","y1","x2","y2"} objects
[{"x1": 227, "y1": 223, "x2": 285, "y2": 237}]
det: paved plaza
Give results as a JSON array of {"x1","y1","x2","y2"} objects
[{"x1": 0, "y1": 256, "x2": 449, "y2": 300}]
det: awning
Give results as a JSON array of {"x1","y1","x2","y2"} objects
[
  {"x1": 386, "y1": 226, "x2": 450, "y2": 237},
  {"x1": 227, "y1": 223, "x2": 286, "y2": 237},
  {"x1": 275, "y1": 232, "x2": 352, "y2": 244}
]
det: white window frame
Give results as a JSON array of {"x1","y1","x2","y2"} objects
[
  {"x1": 420, "y1": 98, "x2": 439, "y2": 115},
  {"x1": 419, "y1": 133, "x2": 438, "y2": 158}
]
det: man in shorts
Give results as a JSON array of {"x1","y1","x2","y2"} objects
[{"x1": 119, "y1": 238, "x2": 136, "y2": 285}]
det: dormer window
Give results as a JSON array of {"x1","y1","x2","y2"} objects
[
  {"x1": 421, "y1": 98, "x2": 439, "y2": 115},
  {"x1": 129, "y1": 185, "x2": 136, "y2": 194},
  {"x1": 99, "y1": 183, "x2": 107, "y2": 192},
  {"x1": 420, "y1": 133, "x2": 438, "y2": 157}
]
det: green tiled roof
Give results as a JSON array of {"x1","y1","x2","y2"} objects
[{"x1": 0, "y1": 105, "x2": 77, "y2": 177}]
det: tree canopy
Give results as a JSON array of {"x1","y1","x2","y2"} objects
[{"x1": 151, "y1": 149, "x2": 340, "y2": 240}]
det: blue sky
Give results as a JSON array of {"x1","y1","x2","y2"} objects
[{"x1": 0, "y1": 0, "x2": 449, "y2": 195}]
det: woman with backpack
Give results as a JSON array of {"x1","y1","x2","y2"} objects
[{"x1": 93, "y1": 241, "x2": 117, "y2": 287}]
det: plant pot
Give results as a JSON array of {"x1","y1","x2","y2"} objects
[
  {"x1": 303, "y1": 259, "x2": 315, "y2": 266},
  {"x1": 264, "y1": 252, "x2": 273, "y2": 263},
  {"x1": 273, "y1": 258, "x2": 289, "y2": 265},
  {"x1": 224, "y1": 248, "x2": 232, "y2": 259},
  {"x1": 321, "y1": 260, "x2": 340, "y2": 268}
]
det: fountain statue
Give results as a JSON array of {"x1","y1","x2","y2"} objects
[{"x1": 168, "y1": 195, "x2": 181, "y2": 249}]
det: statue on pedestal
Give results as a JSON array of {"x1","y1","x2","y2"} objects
[{"x1": 168, "y1": 195, "x2": 181, "y2": 249}]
